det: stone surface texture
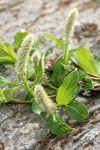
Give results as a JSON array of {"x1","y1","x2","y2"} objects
[{"x1": 0, "y1": 0, "x2": 100, "y2": 150}]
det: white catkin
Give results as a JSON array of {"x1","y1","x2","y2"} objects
[
  {"x1": 32, "y1": 52, "x2": 41, "y2": 68},
  {"x1": 16, "y1": 34, "x2": 34, "y2": 76},
  {"x1": 34, "y1": 85, "x2": 57, "y2": 115},
  {"x1": 63, "y1": 8, "x2": 78, "y2": 44}
]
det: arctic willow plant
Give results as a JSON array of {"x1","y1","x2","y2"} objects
[{"x1": 0, "y1": 8, "x2": 100, "y2": 136}]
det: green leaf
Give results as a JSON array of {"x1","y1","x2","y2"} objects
[
  {"x1": 8, "y1": 81, "x2": 25, "y2": 89},
  {"x1": 45, "y1": 87, "x2": 56, "y2": 95},
  {"x1": 31, "y1": 75, "x2": 42, "y2": 89},
  {"x1": 84, "y1": 77, "x2": 93, "y2": 90},
  {"x1": 10, "y1": 86, "x2": 19, "y2": 92},
  {"x1": 0, "y1": 88, "x2": 12, "y2": 104},
  {"x1": 33, "y1": 36, "x2": 44, "y2": 50},
  {"x1": 63, "y1": 99, "x2": 89, "y2": 122},
  {"x1": 95, "y1": 56, "x2": 100, "y2": 75},
  {"x1": 44, "y1": 32, "x2": 63, "y2": 48},
  {"x1": 52, "y1": 57, "x2": 67, "y2": 86},
  {"x1": 0, "y1": 77, "x2": 23, "y2": 92},
  {"x1": 0, "y1": 76, "x2": 9, "y2": 87},
  {"x1": 31, "y1": 55, "x2": 45, "y2": 88},
  {"x1": 36, "y1": 54, "x2": 45, "y2": 75},
  {"x1": 4, "y1": 42, "x2": 16, "y2": 59},
  {"x1": 75, "y1": 82, "x2": 81, "y2": 95},
  {"x1": 0, "y1": 88, "x2": 6, "y2": 104},
  {"x1": 32, "y1": 98, "x2": 41, "y2": 114},
  {"x1": 40, "y1": 54, "x2": 45, "y2": 73},
  {"x1": 25, "y1": 92, "x2": 33, "y2": 101},
  {"x1": 45, "y1": 47, "x2": 54, "y2": 57},
  {"x1": 0, "y1": 40, "x2": 16, "y2": 64},
  {"x1": 56, "y1": 70, "x2": 79, "y2": 106},
  {"x1": 67, "y1": 49, "x2": 75, "y2": 60},
  {"x1": 46, "y1": 113, "x2": 72, "y2": 135},
  {"x1": 14, "y1": 31, "x2": 29, "y2": 49},
  {"x1": 78, "y1": 70, "x2": 93, "y2": 90},
  {"x1": 3, "y1": 87, "x2": 13, "y2": 101},
  {"x1": 76, "y1": 46, "x2": 98, "y2": 75},
  {"x1": 78, "y1": 70, "x2": 87, "y2": 80},
  {"x1": 27, "y1": 60, "x2": 34, "y2": 77},
  {"x1": 30, "y1": 36, "x2": 44, "y2": 55}
]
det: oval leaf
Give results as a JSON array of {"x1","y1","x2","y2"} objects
[
  {"x1": 0, "y1": 76, "x2": 9, "y2": 87},
  {"x1": 3, "y1": 87, "x2": 13, "y2": 101},
  {"x1": 44, "y1": 32, "x2": 63, "y2": 48},
  {"x1": 52, "y1": 58, "x2": 67, "y2": 86},
  {"x1": 64, "y1": 99, "x2": 89, "y2": 122},
  {"x1": 0, "y1": 88, "x2": 5, "y2": 103},
  {"x1": 84, "y1": 77, "x2": 93, "y2": 90},
  {"x1": 14, "y1": 31, "x2": 29, "y2": 49},
  {"x1": 0, "y1": 40, "x2": 16, "y2": 64},
  {"x1": 32, "y1": 99, "x2": 41, "y2": 114},
  {"x1": 56, "y1": 70, "x2": 79, "y2": 105},
  {"x1": 76, "y1": 46, "x2": 98, "y2": 75},
  {"x1": 95, "y1": 56, "x2": 100, "y2": 75},
  {"x1": 46, "y1": 114, "x2": 72, "y2": 135}
]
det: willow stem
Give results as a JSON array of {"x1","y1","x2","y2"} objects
[
  {"x1": 49, "y1": 94, "x2": 56, "y2": 98},
  {"x1": 21, "y1": 75, "x2": 34, "y2": 97},
  {"x1": 8, "y1": 100, "x2": 31, "y2": 104},
  {"x1": 46, "y1": 82, "x2": 58, "y2": 90},
  {"x1": 90, "y1": 77, "x2": 100, "y2": 81},
  {"x1": 63, "y1": 44, "x2": 68, "y2": 64},
  {"x1": 7, "y1": 94, "x2": 56, "y2": 105},
  {"x1": 94, "y1": 84, "x2": 100, "y2": 88},
  {"x1": 8, "y1": 81, "x2": 26, "y2": 89}
]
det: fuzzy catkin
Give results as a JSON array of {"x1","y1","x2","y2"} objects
[
  {"x1": 32, "y1": 52, "x2": 41, "y2": 69},
  {"x1": 34, "y1": 85, "x2": 57, "y2": 115},
  {"x1": 63, "y1": 8, "x2": 78, "y2": 45},
  {"x1": 16, "y1": 34, "x2": 34, "y2": 76}
]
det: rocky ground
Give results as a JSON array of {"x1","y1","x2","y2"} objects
[{"x1": 0, "y1": 0, "x2": 100, "y2": 150}]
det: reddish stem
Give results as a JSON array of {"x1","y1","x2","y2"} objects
[{"x1": 8, "y1": 100, "x2": 31, "y2": 104}]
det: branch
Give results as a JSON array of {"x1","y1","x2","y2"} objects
[
  {"x1": 90, "y1": 77, "x2": 100, "y2": 81},
  {"x1": 7, "y1": 95, "x2": 56, "y2": 105},
  {"x1": 8, "y1": 100, "x2": 32, "y2": 104},
  {"x1": 94, "y1": 84, "x2": 100, "y2": 88}
]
